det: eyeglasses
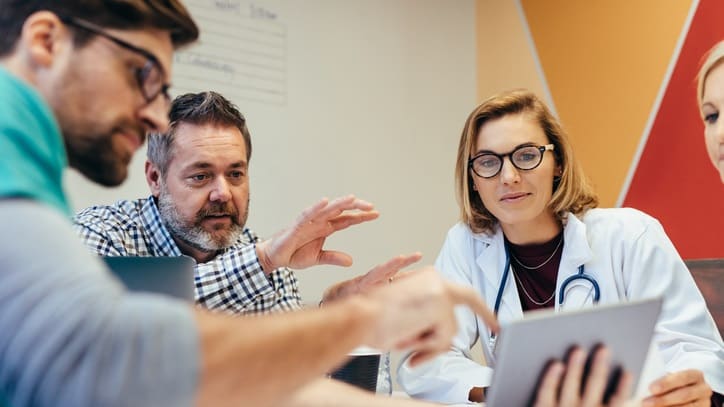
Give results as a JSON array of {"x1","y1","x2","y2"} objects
[
  {"x1": 59, "y1": 16, "x2": 171, "y2": 106},
  {"x1": 469, "y1": 144, "x2": 555, "y2": 178}
]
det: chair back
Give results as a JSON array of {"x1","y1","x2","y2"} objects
[{"x1": 685, "y1": 259, "x2": 724, "y2": 338}]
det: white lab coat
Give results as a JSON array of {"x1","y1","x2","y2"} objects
[{"x1": 398, "y1": 208, "x2": 723, "y2": 404}]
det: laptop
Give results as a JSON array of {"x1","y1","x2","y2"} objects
[
  {"x1": 103, "y1": 256, "x2": 195, "y2": 302},
  {"x1": 486, "y1": 297, "x2": 663, "y2": 407}
]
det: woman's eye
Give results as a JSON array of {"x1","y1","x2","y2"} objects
[
  {"x1": 704, "y1": 112, "x2": 719, "y2": 124},
  {"x1": 480, "y1": 158, "x2": 499, "y2": 168}
]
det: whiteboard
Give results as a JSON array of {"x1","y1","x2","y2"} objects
[{"x1": 64, "y1": 0, "x2": 477, "y2": 303}]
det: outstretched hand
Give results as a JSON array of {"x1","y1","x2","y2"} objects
[
  {"x1": 363, "y1": 267, "x2": 499, "y2": 364},
  {"x1": 321, "y1": 253, "x2": 423, "y2": 303},
  {"x1": 255, "y1": 195, "x2": 379, "y2": 273}
]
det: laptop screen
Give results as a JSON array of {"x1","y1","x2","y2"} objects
[{"x1": 103, "y1": 256, "x2": 195, "y2": 302}]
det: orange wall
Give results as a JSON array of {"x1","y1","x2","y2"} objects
[
  {"x1": 475, "y1": 0, "x2": 546, "y2": 103},
  {"x1": 477, "y1": 0, "x2": 692, "y2": 207},
  {"x1": 475, "y1": 0, "x2": 724, "y2": 258}
]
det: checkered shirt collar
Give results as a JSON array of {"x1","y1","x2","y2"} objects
[{"x1": 139, "y1": 196, "x2": 184, "y2": 257}]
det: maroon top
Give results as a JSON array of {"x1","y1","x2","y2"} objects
[{"x1": 505, "y1": 231, "x2": 564, "y2": 311}]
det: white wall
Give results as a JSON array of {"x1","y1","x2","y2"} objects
[
  {"x1": 66, "y1": 2, "x2": 474, "y2": 339},
  {"x1": 65, "y1": 0, "x2": 477, "y2": 389}
]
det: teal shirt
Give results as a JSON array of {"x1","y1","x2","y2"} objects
[
  {"x1": 0, "y1": 67, "x2": 70, "y2": 216},
  {"x1": 0, "y1": 68, "x2": 199, "y2": 407}
]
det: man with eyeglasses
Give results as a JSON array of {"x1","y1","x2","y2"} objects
[{"x1": 0, "y1": 2, "x2": 500, "y2": 407}]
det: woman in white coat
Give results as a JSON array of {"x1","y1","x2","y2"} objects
[{"x1": 397, "y1": 90, "x2": 723, "y2": 406}]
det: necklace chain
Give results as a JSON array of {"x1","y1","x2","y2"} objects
[
  {"x1": 510, "y1": 235, "x2": 563, "y2": 270},
  {"x1": 511, "y1": 264, "x2": 556, "y2": 306}
]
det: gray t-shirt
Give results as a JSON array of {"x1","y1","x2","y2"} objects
[{"x1": 0, "y1": 199, "x2": 199, "y2": 406}]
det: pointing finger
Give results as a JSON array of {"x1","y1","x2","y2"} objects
[
  {"x1": 444, "y1": 281, "x2": 499, "y2": 333},
  {"x1": 366, "y1": 253, "x2": 423, "y2": 282}
]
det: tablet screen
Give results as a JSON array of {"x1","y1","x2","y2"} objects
[{"x1": 485, "y1": 298, "x2": 663, "y2": 407}]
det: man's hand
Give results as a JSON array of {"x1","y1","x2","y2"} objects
[
  {"x1": 361, "y1": 267, "x2": 498, "y2": 364},
  {"x1": 255, "y1": 195, "x2": 379, "y2": 273},
  {"x1": 533, "y1": 347, "x2": 633, "y2": 407},
  {"x1": 643, "y1": 369, "x2": 712, "y2": 407},
  {"x1": 321, "y1": 253, "x2": 423, "y2": 303}
]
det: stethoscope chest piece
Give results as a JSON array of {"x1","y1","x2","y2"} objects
[{"x1": 487, "y1": 249, "x2": 601, "y2": 354}]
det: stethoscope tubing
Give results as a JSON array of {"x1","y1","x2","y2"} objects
[{"x1": 488, "y1": 248, "x2": 601, "y2": 351}]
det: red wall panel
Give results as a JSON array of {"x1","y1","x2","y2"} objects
[{"x1": 623, "y1": 0, "x2": 724, "y2": 259}]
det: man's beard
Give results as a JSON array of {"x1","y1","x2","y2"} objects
[
  {"x1": 157, "y1": 183, "x2": 248, "y2": 253},
  {"x1": 64, "y1": 126, "x2": 145, "y2": 187}
]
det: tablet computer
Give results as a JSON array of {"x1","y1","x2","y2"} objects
[
  {"x1": 485, "y1": 297, "x2": 663, "y2": 407},
  {"x1": 103, "y1": 256, "x2": 195, "y2": 302}
]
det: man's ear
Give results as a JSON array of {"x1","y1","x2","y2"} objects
[
  {"x1": 20, "y1": 11, "x2": 70, "y2": 70},
  {"x1": 145, "y1": 161, "x2": 162, "y2": 197}
]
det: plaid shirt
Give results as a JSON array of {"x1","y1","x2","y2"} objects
[{"x1": 73, "y1": 196, "x2": 302, "y2": 314}]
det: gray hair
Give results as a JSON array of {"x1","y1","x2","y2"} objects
[{"x1": 147, "y1": 91, "x2": 252, "y2": 175}]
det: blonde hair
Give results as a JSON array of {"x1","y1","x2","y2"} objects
[
  {"x1": 455, "y1": 89, "x2": 599, "y2": 234},
  {"x1": 697, "y1": 40, "x2": 724, "y2": 109}
]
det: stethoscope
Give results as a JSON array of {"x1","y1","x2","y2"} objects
[{"x1": 487, "y1": 246, "x2": 601, "y2": 353}]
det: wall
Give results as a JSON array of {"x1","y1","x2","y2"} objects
[
  {"x1": 476, "y1": 0, "x2": 724, "y2": 259},
  {"x1": 65, "y1": 0, "x2": 477, "y2": 304},
  {"x1": 475, "y1": 0, "x2": 547, "y2": 104}
]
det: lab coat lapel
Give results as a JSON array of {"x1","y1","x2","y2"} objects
[
  {"x1": 476, "y1": 228, "x2": 524, "y2": 323},
  {"x1": 556, "y1": 214, "x2": 595, "y2": 311}
]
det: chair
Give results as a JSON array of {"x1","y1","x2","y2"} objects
[{"x1": 685, "y1": 259, "x2": 724, "y2": 338}]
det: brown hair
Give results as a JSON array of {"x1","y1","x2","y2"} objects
[
  {"x1": 455, "y1": 89, "x2": 598, "y2": 234},
  {"x1": 147, "y1": 91, "x2": 252, "y2": 175},
  {"x1": 0, "y1": 0, "x2": 198, "y2": 56}
]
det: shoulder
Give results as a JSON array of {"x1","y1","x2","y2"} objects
[
  {"x1": 445, "y1": 221, "x2": 497, "y2": 243},
  {"x1": 440, "y1": 221, "x2": 495, "y2": 255},
  {"x1": 73, "y1": 198, "x2": 146, "y2": 231},
  {"x1": 2, "y1": 199, "x2": 72, "y2": 232},
  {"x1": 577, "y1": 207, "x2": 663, "y2": 239},
  {"x1": 1, "y1": 199, "x2": 108, "y2": 266},
  {"x1": 444, "y1": 222, "x2": 477, "y2": 243}
]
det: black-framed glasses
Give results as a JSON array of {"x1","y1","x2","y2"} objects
[
  {"x1": 59, "y1": 16, "x2": 170, "y2": 106},
  {"x1": 469, "y1": 144, "x2": 555, "y2": 178}
]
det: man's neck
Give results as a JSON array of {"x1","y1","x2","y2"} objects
[
  {"x1": 0, "y1": 59, "x2": 36, "y2": 88},
  {"x1": 171, "y1": 235, "x2": 218, "y2": 263}
]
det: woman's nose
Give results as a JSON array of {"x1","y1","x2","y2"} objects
[{"x1": 499, "y1": 157, "x2": 521, "y2": 184}]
